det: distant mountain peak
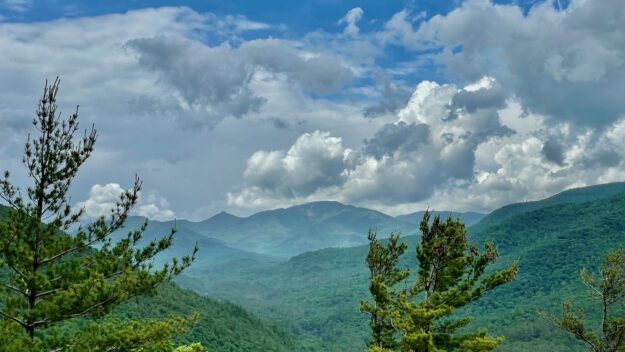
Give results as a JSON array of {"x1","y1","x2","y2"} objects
[{"x1": 210, "y1": 211, "x2": 239, "y2": 219}]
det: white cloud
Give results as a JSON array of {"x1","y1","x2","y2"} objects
[
  {"x1": 339, "y1": 7, "x2": 364, "y2": 36},
  {"x1": 3, "y1": 3, "x2": 625, "y2": 219},
  {"x1": 77, "y1": 183, "x2": 175, "y2": 221},
  {"x1": 229, "y1": 74, "x2": 625, "y2": 215},
  {"x1": 381, "y1": 0, "x2": 625, "y2": 127},
  {"x1": 229, "y1": 77, "x2": 512, "y2": 211},
  {"x1": 228, "y1": 131, "x2": 352, "y2": 208},
  {"x1": 3, "y1": 0, "x2": 32, "y2": 12},
  {"x1": 0, "y1": 6, "x2": 378, "y2": 220}
]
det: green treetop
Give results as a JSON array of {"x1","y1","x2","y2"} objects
[
  {"x1": 0, "y1": 78, "x2": 197, "y2": 351},
  {"x1": 544, "y1": 247, "x2": 625, "y2": 352},
  {"x1": 361, "y1": 230, "x2": 410, "y2": 350},
  {"x1": 362, "y1": 211, "x2": 519, "y2": 352}
]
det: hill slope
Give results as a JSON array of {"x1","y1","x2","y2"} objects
[
  {"x1": 472, "y1": 181, "x2": 625, "y2": 232},
  {"x1": 0, "y1": 205, "x2": 294, "y2": 352},
  {"x1": 116, "y1": 284, "x2": 295, "y2": 352},
  {"x1": 181, "y1": 189, "x2": 625, "y2": 351}
]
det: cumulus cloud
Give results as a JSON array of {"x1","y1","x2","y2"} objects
[
  {"x1": 229, "y1": 72, "x2": 625, "y2": 215},
  {"x1": 4, "y1": 3, "x2": 625, "y2": 219},
  {"x1": 233, "y1": 131, "x2": 351, "y2": 201},
  {"x1": 77, "y1": 183, "x2": 176, "y2": 221},
  {"x1": 229, "y1": 77, "x2": 515, "y2": 211},
  {"x1": 381, "y1": 0, "x2": 625, "y2": 126},
  {"x1": 339, "y1": 7, "x2": 364, "y2": 36}
]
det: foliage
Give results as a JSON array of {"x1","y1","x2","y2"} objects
[
  {"x1": 360, "y1": 230, "x2": 408, "y2": 350},
  {"x1": 180, "y1": 189, "x2": 625, "y2": 351},
  {"x1": 543, "y1": 247, "x2": 625, "y2": 352},
  {"x1": 472, "y1": 182, "x2": 625, "y2": 233},
  {"x1": 0, "y1": 79, "x2": 195, "y2": 351},
  {"x1": 361, "y1": 212, "x2": 518, "y2": 351},
  {"x1": 115, "y1": 283, "x2": 296, "y2": 352}
]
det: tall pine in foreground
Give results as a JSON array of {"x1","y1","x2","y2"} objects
[
  {"x1": 360, "y1": 230, "x2": 409, "y2": 351},
  {"x1": 0, "y1": 79, "x2": 198, "y2": 351},
  {"x1": 544, "y1": 247, "x2": 625, "y2": 352},
  {"x1": 362, "y1": 211, "x2": 518, "y2": 352}
]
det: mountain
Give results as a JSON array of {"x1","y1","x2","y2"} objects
[
  {"x1": 472, "y1": 181, "x2": 625, "y2": 232},
  {"x1": 174, "y1": 201, "x2": 417, "y2": 257},
  {"x1": 179, "y1": 185, "x2": 625, "y2": 351},
  {"x1": 110, "y1": 216, "x2": 279, "y2": 271},
  {"x1": 395, "y1": 210, "x2": 485, "y2": 226}
]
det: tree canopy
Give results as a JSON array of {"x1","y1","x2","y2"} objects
[
  {"x1": 0, "y1": 78, "x2": 197, "y2": 351},
  {"x1": 362, "y1": 211, "x2": 519, "y2": 351}
]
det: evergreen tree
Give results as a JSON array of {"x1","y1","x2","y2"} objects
[
  {"x1": 361, "y1": 230, "x2": 409, "y2": 351},
  {"x1": 0, "y1": 78, "x2": 197, "y2": 351},
  {"x1": 361, "y1": 211, "x2": 518, "y2": 352},
  {"x1": 544, "y1": 247, "x2": 625, "y2": 352}
]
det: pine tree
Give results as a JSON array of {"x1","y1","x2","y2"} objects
[
  {"x1": 361, "y1": 211, "x2": 518, "y2": 352},
  {"x1": 544, "y1": 247, "x2": 625, "y2": 352},
  {"x1": 361, "y1": 229, "x2": 409, "y2": 351},
  {"x1": 0, "y1": 78, "x2": 197, "y2": 351}
]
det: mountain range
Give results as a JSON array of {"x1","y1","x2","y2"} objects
[
  {"x1": 6, "y1": 182, "x2": 625, "y2": 351},
  {"x1": 176, "y1": 182, "x2": 625, "y2": 351},
  {"x1": 116, "y1": 200, "x2": 420, "y2": 260},
  {"x1": 110, "y1": 183, "x2": 625, "y2": 274}
]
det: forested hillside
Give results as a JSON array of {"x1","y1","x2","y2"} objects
[
  {"x1": 472, "y1": 182, "x2": 625, "y2": 232},
  {"x1": 114, "y1": 284, "x2": 295, "y2": 352},
  {"x1": 0, "y1": 205, "x2": 295, "y2": 352},
  {"x1": 179, "y1": 187, "x2": 625, "y2": 351}
]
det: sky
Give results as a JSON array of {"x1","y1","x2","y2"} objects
[{"x1": 1, "y1": 0, "x2": 624, "y2": 221}]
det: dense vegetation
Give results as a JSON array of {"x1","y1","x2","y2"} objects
[
  {"x1": 179, "y1": 187, "x2": 625, "y2": 351},
  {"x1": 361, "y1": 214, "x2": 517, "y2": 351},
  {"x1": 472, "y1": 182, "x2": 625, "y2": 232},
  {"x1": 0, "y1": 79, "x2": 199, "y2": 351},
  {"x1": 0, "y1": 202, "x2": 296, "y2": 352},
  {"x1": 114, "y1": 284, "x2": 295, "y2": 352}
]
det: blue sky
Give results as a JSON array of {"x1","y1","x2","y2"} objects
[{"x1": 0, "y1": 0, "x2": 623, "y2": 220}]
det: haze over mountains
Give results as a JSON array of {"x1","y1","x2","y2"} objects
[
  {"x1": 114, "y1": 182, "x2": 625, "y2": 269},
  {"x1": 117, "y1": 201, "x2": 421, "y2": 259}
]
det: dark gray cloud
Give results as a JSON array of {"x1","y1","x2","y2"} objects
[
  {"x1": 4, "y1": 4, "x2": 625, "y2": 219},
  {"x1": 363, "y1": 77, "x2": 413, "y2": 118},
  {"x1": 450, "y1": 82, "x2": 507, "y2": 114},
  {"x1": 127, "y1": 36, "x2": 265, "y2": 128},
  {"x1": 363, "y1": 122, "x2": 429, "y2": 158},
  {"x1": 541, "y1": 139, "x2": 566, "y2": 166},
  {"x1": 266, "y1": 117, "x2": 290, "y2": 130},
  {"x1": 240, "y1": 38, "x2": 354, "y2": 95},
  {"x1": 126, "y1": 36, "x2": 355, "y2": 128}
]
